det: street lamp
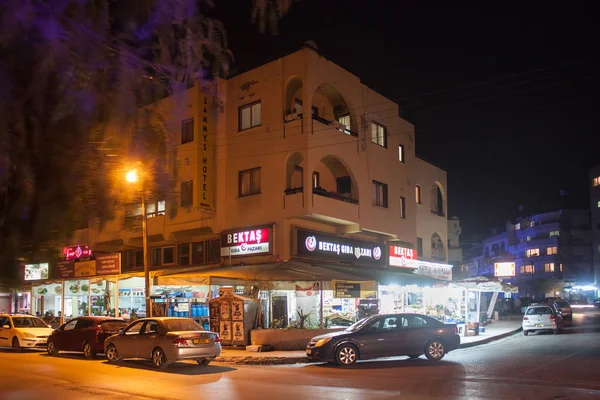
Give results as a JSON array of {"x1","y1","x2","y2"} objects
[{"x1": 125, "y1": 169, "x2": 152, "y2": 318}]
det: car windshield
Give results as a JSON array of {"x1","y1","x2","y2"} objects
[
  {"x1": 12, "y1": 317, "x2": 48, "y2": 328},
  {"x1": 526, "y1": 307, "x2": 552, "y2": 315},
  {"x1": 164, "y1": 319, "x2": 204, "y2": 332},
  {"x1": 345, "y1": 316, "x2": 378, "y2": 332}
]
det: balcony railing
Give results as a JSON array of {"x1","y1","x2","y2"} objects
[
  {"x1": 431, "y1": 210, "x2": 446, "y2": 217},
  {"x1": 284, "y1": 187, "x2": 304, "y2": 195},
  {"x1": 313, "y1": 187, "x2": 359, "y2": 205},
  {"x1": 312, "y1": 115, "x2": 358, "y2": 137}
]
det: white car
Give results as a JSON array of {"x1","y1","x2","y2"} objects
[
  {"x1": 0, "y1": 314, "x2": 55, "y2": 352},
  {"x1": 522, "y1": 304, "x2": 564, "y2": 336}
]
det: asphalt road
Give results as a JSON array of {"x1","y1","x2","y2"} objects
[{"x1": 1, "y1": 309, "x2": 599, "y2": 400}]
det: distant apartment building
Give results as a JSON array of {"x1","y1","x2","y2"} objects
[
  {"x1": 590, "y1": 166, "x2": 600, "y2": 296},
  {"x1": 447, "y1": 217, "x2": 463, "y2": 272},
  {"x1": 461, "y1": 210, "x2": 593, "y2": 300}
]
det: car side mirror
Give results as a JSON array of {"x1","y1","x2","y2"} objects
[
  {"x1": 2, "y1": 325, "x2": 9, "y2": 329},
  {"x1": 118, "y1": 329, "x2": 125, "y2": 336}
]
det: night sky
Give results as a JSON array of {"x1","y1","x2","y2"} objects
[{"x1": 215, "y1": 1, "x2": 600, "y2": 243}]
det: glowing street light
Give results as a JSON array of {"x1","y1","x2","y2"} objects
[
  {"x1": 125, "y1": 170, "x2": 138, "y2": 183},
  {"x1": 125, "y1": 168, "x2": 151, "y2": 317}
]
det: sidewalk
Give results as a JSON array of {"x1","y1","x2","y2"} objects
[{"x1": 213, "y1": 319, "x2": 522, "y2": 365}]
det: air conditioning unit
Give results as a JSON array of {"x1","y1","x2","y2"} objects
[{"x1": 285, "y1": 112, "x2": 298, "y2": 122}]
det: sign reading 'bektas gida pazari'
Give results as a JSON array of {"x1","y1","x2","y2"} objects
[
  {"x1": 220, "y1": 227, "x2": 272, "y2": 257},
  {"x1": 296, "y1": 229, "x2": 385, "y2": 267}
]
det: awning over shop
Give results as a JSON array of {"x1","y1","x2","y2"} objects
[
  {"x1": 154, "y1": 261, "x2": 364, "y2": 286},
  {"x1": 169, "y1": 227, "x2": 213, "y2": 241},
  {"x1": 440, "y1": 276, "x2": 518, "y2": 293}
]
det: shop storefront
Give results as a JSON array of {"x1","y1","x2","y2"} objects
[{"x1": 29, "y1": 253, "x2": 122, "y2": 325}]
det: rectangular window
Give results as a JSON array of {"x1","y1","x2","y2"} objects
[
  {"x1": 151, "y1": 248, "x2": 161, "y2": 266},
  {"x1": 544, "y1": 263, "x2": 555, "y2": 272},
  {"x1": 180, "y1": 181, "x2": 193, "y2": 207},
  {"x1": 163, "y1": 247, "x2": 175, "y2": 265},
  {"x1": 206, "y1": 239, "x2": 221, "y2": 263},
  {"x1": 520, "y1": 264, "x2": 534, "y2": 274},
  {"x1": 549, "y1": 230, "x2": 560, "y2": 237},
  {"x1": 594, "y1": 176, "x2": 600, "y2": 187},
  {"x1": 526, "y1": 235, "x2": 532, "y2": 242},
  {"x1": 415, "y1": 185, "x2": 422, "y2": 204},
  {"x1": 400, "y1": 197, "x2": 406, "y2": 219},
  {"x1": 239, "y1": 167, "x2": 261, "y2": 197},
  {"x1": 560, "y1": 263, "x2": 563, "y2": 272},
  {"x1": 372, "y1": 180, "x2": 388, "y2": 208},
  {"x1": 515, "y1": 223, "x2": 521, "y2": 230},
  {"x1": 526, "y1": 248, "x2": 540, "y2": 257},
  {"x1": 530, "y1": 221, "x2": 535, "y2": 227},
  {"x1": 398, "y1": 144, "x2": 405, "y2": 163},
  {"x1": 179, "y1": 244, "x2": 190, "y2": 265},
  {"x1": 239, "y1": 101, "x2": 262, "y2": 131},
  {"x1": 191, "y1": 242, "x2": 204, "y2": 264},
  {"x1": 146, "y1": 200, "x2": 166, "y2": 218},
  {"x1": 338, "y1": 114, "x2": 351, "y2": 134},
  {"x1": 336, "y1": 176, "x2": 352, "y2": 195},
  {"x1": 370, "y1": 121, "x2": 387, "y2": 147},
  {"x1": 312, "y1": 171, "x2": 320, "y2": 189},
  {"x1": 181, "y1": 118, "x2": 194, "y2": 144},
  {"x1": 597, "y1": 200, "x2": 600, "y2": 208},
  {"x1": 547, "y1": 246, "x2": 558, "y2": 255},
  {"x1": 417, "y1": 237, "x2": 423, "y2": 255}
]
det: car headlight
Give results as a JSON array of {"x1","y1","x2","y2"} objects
[
  {"x1": 315, "y1": 337, "x2": 332, "y2": 347},
  {"x1": 21, "y1": 332, "x2": 36, "y2": 339}
]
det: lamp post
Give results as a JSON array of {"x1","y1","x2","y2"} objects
[{"x1": 126, "y1": 169, "x2": 152, "y2": 317}]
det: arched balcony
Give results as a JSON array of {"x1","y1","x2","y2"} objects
[
  {"x1": 284, "y1": 152, "x2": 305, "y2": 195},
  {"x1": 431, "y1": 233, "x2": 446, "y2": 261},
  {"x1": 284, "y1": 75, "x2": 304, "y2": 118},
  {"x1": 311, "y1": 84, "x2": 357, "y2": 136},
  {"x1": 312, "y1": 155, "x2": 359, "y2": 205},
  {"x1": 430, "y1": 183, "x2": 445, "y2": 217}
]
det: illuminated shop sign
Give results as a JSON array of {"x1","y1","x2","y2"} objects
[
  {"x1": 220, "y1": 227, "x2": 272, "y2": 257},
  {"x1": 296, "y1": 229, "x2": 385, "y2": 267},
  {"x1": 63, "y1": 244, "x2": 92, "y2": 260},
  {"x1": 388, "y1": 245, "x2": 418, "y2": 267},
  {"x1": 494, "y1": 262, "x2": 515, "y2": 277},
  {"x1": 24, "y1": 263, "x2": 49, "y2": 281}
]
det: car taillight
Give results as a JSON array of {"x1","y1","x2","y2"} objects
[
  {"x1": 215, "y1": 335, "x2": 220, "y2": 343},
  {"x1": 523, "y1": 316, "x2": 529, "y2": 321},
  {"x1": 550, "y1": 314, "x2": 556, "y2": 320},
  {"x1": 454, "y1": 325, "x2": 458, "y2": 335},
  {"x1": 172, "y1": 338, "x2": 188, "y2": 346}
]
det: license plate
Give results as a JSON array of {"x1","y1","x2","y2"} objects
[
  {"x1": 535, "y1": 324, "x2": 544, "y2": 328},
  {"x1": 193, "y1": 338, "x2": 210, "y2": 344},
  {"x1": 306, "y1": 349, "x2": 312, "y2": 355}
]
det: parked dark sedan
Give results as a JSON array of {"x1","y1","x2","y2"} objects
[
  {"x1": 47, "y1": 316, "x2": 128, "y2": 359},
  {"x1": 306, "y1": 313, "x2": 460, "y2": 366}
]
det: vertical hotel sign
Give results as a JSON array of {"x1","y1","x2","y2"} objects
[{"x1": 198, "y1": 87, "x2": 214, "y2": 209}]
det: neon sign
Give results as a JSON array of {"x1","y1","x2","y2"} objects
[{"x1": 63, "y1": 244, "x2": 93, "y2": 260}]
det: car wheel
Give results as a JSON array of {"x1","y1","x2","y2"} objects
[
  {"x1": 196, "y1": 358, "x2": 211, "y2": 366},
  {"x1": 424, "y1": 339, "x2": 446, "y2": 361},
  {"x1": 335, "y1": 344, "x2": 358, "y2": 366},
  {"x1": 12, "y1": 338, "x2": 22, "y2": 353},
  {"x1": 152, "y1": 348, "x2": 169, "y2": 369},
  {"x1": 47, "y1": 341, "x2": 59, "y2": 356},
  {"x1": 523, "y1": 330, "x2": 529, "y2": 336},
  {"x1": 83, "y1": 342, "x2": 96, "y2": 359},
  {"x1": 408, "y1": 354, "x2": 421, "y2": 359},
  {"x1": 106, "y1": 345, "x2": 121, "y2": 364}
]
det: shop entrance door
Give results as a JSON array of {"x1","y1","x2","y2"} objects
[{"x1": 272, "y1": 296, "x2": 288, "y2": 328}]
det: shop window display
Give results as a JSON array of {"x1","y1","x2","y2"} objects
[
  {"x1": 64, "y1": 280, "x2": 91, "y2": 319},
  {"x1": 89, "y1": 278, "x2": 117, "y2": 317},
  {"x1": 33, "y1": 283, "x2": 63, "y2": 324}
]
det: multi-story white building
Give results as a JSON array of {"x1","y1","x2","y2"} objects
[
  {"x1": 28, "y1": 44, "x2": 451, "y2": 326},
  {"x1": 589, "y1": 166, "x2": 600, "y2": 297}
]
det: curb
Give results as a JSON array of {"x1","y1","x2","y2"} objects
[
  {"x1": 213, "y1": 356, "x2": 309, "y2": 365},
  {"x1": 459, "y1": 327, "x2": 522, "y2": 349}
]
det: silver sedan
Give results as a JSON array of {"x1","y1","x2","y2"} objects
[{"x1": 104, "y1": 317, "x2": 221, "y2": 369}]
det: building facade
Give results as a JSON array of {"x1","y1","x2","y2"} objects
[
  {"x1": 447, "y1": 217, "x2": 463, "y2": 271},
  {"x1": 24, "y1": 45, "x2": 451, "y2": 326},
  {"x1": 460, "y1": 210, "x2": 593, "y2": 300}
]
